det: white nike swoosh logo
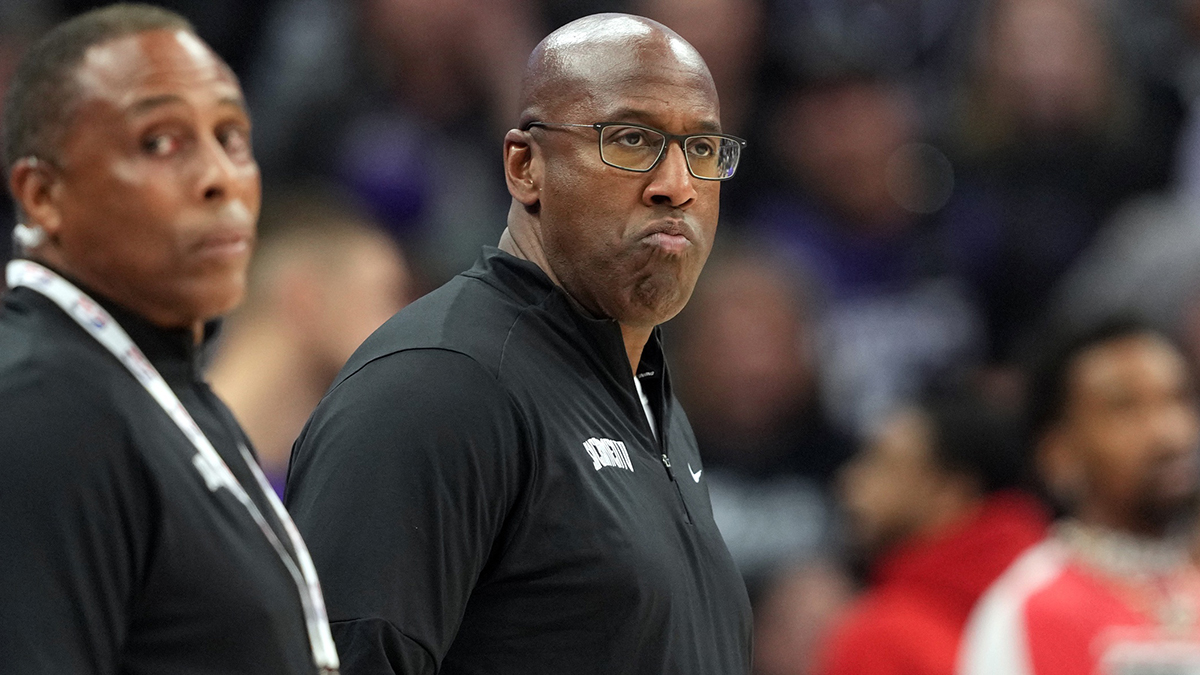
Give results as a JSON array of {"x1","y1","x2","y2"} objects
[{"x1": 688, "y1": 463, "x2": 702, "y2": 483}]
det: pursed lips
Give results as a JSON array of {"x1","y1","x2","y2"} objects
[
  {"x1": 191, "y1": 224, "x2": 253, "y2": 261},
  {"x1": 639, "y1": 219, "x2": 693, "y2": 255}
]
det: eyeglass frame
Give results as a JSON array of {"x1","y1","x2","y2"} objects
[{"x1": 523, "y1": 121, "x2": 747, "y2": 181}]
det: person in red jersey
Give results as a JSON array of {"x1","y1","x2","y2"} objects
[
  {"x1": 817, "y1": 393, "x2": 1048, "y2": 675},
  {"x1": 959, "y1": 318, "x2": 1200, "y2": 675}
]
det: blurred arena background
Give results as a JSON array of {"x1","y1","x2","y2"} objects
[{"x1": 5, "y1": 0, "x2": 1200, "y2": 673}]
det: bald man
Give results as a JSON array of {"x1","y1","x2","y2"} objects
[{"x1": 285, "y1": 13, "x2": 752, "y2": 675}]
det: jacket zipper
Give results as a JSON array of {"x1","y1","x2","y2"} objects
[
  {"x1": 635, "y1": 373, "x2": 693, "y2": 524},
  {"x1": 659, "y1": 446, "x2": 692, "y2": 524}
]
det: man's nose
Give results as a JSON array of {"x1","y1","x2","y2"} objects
[
  {"x1": 643, "y1": 142, "x2": 698, "y2": 208},
  {"x1": 196, "y1": 134, "x2": 240, "y2": 202}
]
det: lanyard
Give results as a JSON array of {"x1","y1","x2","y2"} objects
[{"x1": 7, "y1": 260, "x2": 340, "y2": 675}]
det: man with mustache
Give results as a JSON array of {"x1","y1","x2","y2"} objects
[
  {"x1": 0, "y1": 5, "x2": 337, "y2": 673},
  {"x1": 285, "y1": 13, "x2": 751, "y2": 675},
  {"x1": 959, "y1": 319, "x2": 1200, "y2": 675}
]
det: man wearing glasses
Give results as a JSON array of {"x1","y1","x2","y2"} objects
[{"x1": 285, "y1": 12, "x2": 751, "y2": 675}]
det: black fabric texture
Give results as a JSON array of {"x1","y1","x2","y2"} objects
[{"x1": 0, "y1": 279, "x2": 318, "y2": 674}]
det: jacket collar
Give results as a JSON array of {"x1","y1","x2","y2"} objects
[
  {"x1": 8, "y1": 263, "x2": 220, "y2": 385},
  {"x1": 466, "y1": 247, "x2": 672, "y2": 432}
]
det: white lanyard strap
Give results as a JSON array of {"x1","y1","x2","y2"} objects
[{"x1": 7, "y1": 260, "x2": 339, "y2": 674}]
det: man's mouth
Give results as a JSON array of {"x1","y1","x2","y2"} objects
[
  {"x1": 640, "y1": 220, "x2": 692, "y2": 255},
  {"x1": 642, "y1": 231, "x2": 690, "y2": 254},
  {"x1": 193, "y1": 226, "x2": 253, "y2": 262}
]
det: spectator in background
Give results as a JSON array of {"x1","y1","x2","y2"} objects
[
  {"x1": 246, "y1": 0, "x2": 538, "y2": 284},
  {"x1": 672, "y1": 250, "x2": 851, "y2": 482},
  {"x1": 816, "y1": 394, "x2": 1047, "y2": 675},
  {"x1": 763, "y1": 0, "x2": 987, "y2": 130},
  {"x1": 754, "y1": 562, "x2": 856, "y2": 675},
  {"x1": 209, "y1": 189, "x2": 412, "y2": 495},
  {"x1": 749, "y1": 71, "x2": 984, "y2": 435},
  {"x1": 669, "y1": 249, "x2": 851, "y2": 582},
  {"x1": 949, "y1": 0, "x2": 1179, "y2": 363},
  {"x1": 1040, "y1": 0, "x2": 1200, "y2": 345},
  {"x1": 632, "y1": 0, "x2": 764, "y2": 135},
  {"x1": 960, "y1": 319, "x2": 1200, "y2": 675}
]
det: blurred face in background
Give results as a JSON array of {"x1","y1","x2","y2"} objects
[
  {"x1": 774, "y1": 79, "x2": 916, "y2": 232},
  {"x1": 358, "y1": 0, "x2": 535, "y2": 126},
  {"x1": 633, "y1": 0, "x2": 763, "y2": 132},
  {"x1": 753, "y1": 563, "x2": 854, "y2": 675},
  {"x1": 264, "y1": 227, "x2": 410, "y2": 380},
  {"x1": 1041, "y1": 334, "x2": 1200, "y2": 536},
  {"x1": 841, "y1": 409, "x2": 947, "y2": 557},
  {"x1": 311, "y1": 231, "x2": 410, "y2": 374},
  {"x1": 674, "y1": 256, "x2": 813, "y2": 452},
  {"x1": 981, "y1": 0, "x2": 1112, "y2": 134}
]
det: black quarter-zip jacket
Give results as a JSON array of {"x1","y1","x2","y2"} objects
[
  {"x1": 286, "y1": 247, "x2": 752, "y2": 675},
  {"x1": 0, "y1": 280, "x2": 318, "y2": 674}
]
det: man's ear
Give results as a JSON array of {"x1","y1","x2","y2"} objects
[
  {"x1": 9, "y1": 157, "x2": 63, "y2": 236},
  {"x1": 504, "y1": 129, "x2": 541, "y2": 208}
]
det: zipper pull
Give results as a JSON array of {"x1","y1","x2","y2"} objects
[{"x1": 661, "y1": 454, "x2": 675, "y2": 480}]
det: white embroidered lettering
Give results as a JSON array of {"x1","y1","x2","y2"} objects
[{"x1": 582, "y1": 437, "x2": 635, "y2": 473}]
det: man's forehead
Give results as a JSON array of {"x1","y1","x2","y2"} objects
[
  {"x1": 73, "y1": 29, "x2": 240, "y2": 109},
  {"x1": 1072, "y1": 336, "x2": 1186, "y2": 395},
  {"x1": 548, "y1": 49, "x2": 717, "y2": 121}
]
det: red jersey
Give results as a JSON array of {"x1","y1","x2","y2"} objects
[
  {"x1": 817, "y1": 492, "x2": 1048, "y2": 675},
  {"x1": 958, "y1": 535, "x2": 1200, "y2": 675}
]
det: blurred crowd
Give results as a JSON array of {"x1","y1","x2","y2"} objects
[{"x1": 7, "y1": 0, "x2": 1200, "y2": 673}]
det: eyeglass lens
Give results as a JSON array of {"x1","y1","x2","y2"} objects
[{"x1": 599, "y1": 125, "x2": 740, "y2": 179}]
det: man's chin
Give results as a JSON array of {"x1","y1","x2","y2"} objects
[
  {"x1": 180, "y1": 277, "x2": 247, "y2": 324},
  {"x1": 629, "y1": 270, "x2": 699, "y2": 320}
]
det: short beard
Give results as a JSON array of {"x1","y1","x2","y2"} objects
[{"x1": 1131, "y1": 485, "x2": 1200, "y2": 538}]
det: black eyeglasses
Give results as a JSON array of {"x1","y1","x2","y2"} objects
[{"x1": 524, "y1": 121, "x2": 746, "y2": 181}]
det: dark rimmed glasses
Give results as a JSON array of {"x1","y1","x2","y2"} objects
[{"x1": 524, "y1": 121, "x2": 746, "y2": 181}]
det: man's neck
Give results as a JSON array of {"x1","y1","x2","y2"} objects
[
  {"x1": 30, "y1": 249, "x2": 201, "y2": 338},
  {"x1": 620, "y1": 323, "x2": 652, "y2": 379},
  {"x1": 498, "y1": 226, "x2": 558, "y2": 285},
  {"x1": 501, "y1": 227, "x2": 653, "y2": 377}
]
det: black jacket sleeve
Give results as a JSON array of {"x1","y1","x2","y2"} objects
[
  {"x1": 0, "y1": 373, "x2": 153, "y2": 674},
  {"x1": 285, "y1": 348, "x2": 530, "y2": 675}
]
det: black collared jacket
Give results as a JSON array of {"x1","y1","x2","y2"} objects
[
  {"x1": 286, "y1": 247, "x2": 753, "y2": 674},
  {"x1": 0, "y1": 277, "x2": 318, "y2": 674}
]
